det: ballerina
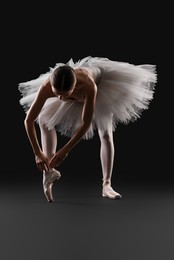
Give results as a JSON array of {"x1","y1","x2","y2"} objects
[{"x1": 18, "y1": 56, "x2": 157, "y2": 202}]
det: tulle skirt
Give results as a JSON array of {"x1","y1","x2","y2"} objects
[{"x1": 18, "y1": 56, "x2": 157, "y2": 139}]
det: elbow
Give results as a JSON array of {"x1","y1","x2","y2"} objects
[
  {"x1": 24, "y1": 115, "x2": 29, "y2": 125},
  {"x1": 24, "y1": 116, "x2": 34, "y2": 128},
  {"x1": 24, "y1": 118, "x2": 28, "y2": 129}
]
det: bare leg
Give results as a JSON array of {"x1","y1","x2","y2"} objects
[
  {"x1": 40, "y1": 123, "x2": 57, "y2": 160},
  {"x1": 98, "y1": 126, "x2": 122, "y2": 199},
  {"x1": 39, "y1": 123, "x2": 61, "y2": 202}
]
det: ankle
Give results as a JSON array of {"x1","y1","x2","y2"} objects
[
  {"x1": 102, "y1": 179, "x2": 111, "y2": 187},
  {"x1": 43, "y1": 168, "x2": 54, "y2": 174}
]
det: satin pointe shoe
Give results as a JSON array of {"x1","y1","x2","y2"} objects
[
  {"x1": 102, "y1": 185, "x2": 122, "y2": 200},
  {"x1": 43, "y1": 169, "x2": 61, "y2": 203}
]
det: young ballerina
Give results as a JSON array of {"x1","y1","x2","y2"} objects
[{"x1": 18, "y1": 56, "x2": 157, "y2": 202}]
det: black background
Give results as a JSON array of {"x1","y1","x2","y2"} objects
[
  {"x1": 1, "y1": 2, "x2": 173, "y2": 184},
  {"x1": 1, "y1": 3, "x2": 174, "y2": 260}
]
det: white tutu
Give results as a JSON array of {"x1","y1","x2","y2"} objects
[{"x1": 18, "y1": 56, "x2": 157, "y2": 139}]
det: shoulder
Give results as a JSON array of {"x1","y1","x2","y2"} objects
[
  {"x1": 75, "y1": 68, "x2": 96, "y2": 86},
  {"x1": 83, "y1": 75, "x2": 97, "y2": 100},
  {"x1": 37, "y1": 77, "x2": 56, "y2": 99},
  {"x1": 81, "y1": 71, "x2": 97, "y2": 96},
  {"x1": 75, "y1": 67, "x2": 100, "y2": 85}
]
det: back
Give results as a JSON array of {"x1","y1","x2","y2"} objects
[{"x1": 80, "y1": 66, "x2": 101, "y2": 84}]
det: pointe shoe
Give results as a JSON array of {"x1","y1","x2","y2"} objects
[
  {"x1": 102, "y1": 185, "x2": 122, "y2": 200},
  {"x1": 44, "y1": 183, "x2": 54, "y2": 203},
  {"x1": 43, "y1": 169, "x2": 61, "y2": 202}
]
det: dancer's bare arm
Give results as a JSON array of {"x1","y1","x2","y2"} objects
[
  {"x1": 24, "y1": 79, "x2": 55, "y2": 170},
  {"x1": 49, "y1": 80, "x2": 97, "y2": 168}
]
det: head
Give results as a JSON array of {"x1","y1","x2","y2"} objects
[{"x1": 50, "y1": 65, "x2": 76, "y2": 98}]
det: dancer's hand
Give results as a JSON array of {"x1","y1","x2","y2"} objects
[
  {"x1": 35, "y1": 152, "x2": 50, "y2": 172},
  {"x1": 49, "y1": 148, "x2": 69, "y2": 168}
]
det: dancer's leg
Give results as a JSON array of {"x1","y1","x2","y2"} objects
[
  {"x1": 39, "y1": 123, "x2": 61, "y2": 202},
  {"x1": 40, "y1": 123, "x2": 57, "y2": 161},
  {"x1": 98, "y1": 125, "x2": 122, "y2": 199}
]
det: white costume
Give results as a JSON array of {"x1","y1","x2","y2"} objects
[{"x1": 18, "y1": 56, "x2": 157, "y2": 139}]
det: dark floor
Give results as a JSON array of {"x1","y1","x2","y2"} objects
[{"x1": 0, "y1": 175, "x2": 174, "y2": 260}]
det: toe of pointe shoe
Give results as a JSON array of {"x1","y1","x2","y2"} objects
[
  {"x1": 45, "y1": 195, "x2": 54, "y2": 203},
  {"x1": 102, "y1": 193, "x2": 122, "y2": 200},
  {"x1": 115, "y1": 194, "x2": 122, "y2": 199},
  {"x1": 44, "y1": 186, "x2": 54, "y2": 203}
]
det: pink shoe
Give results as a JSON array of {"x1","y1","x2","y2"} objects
[
  {"x1": 43, "y1": 169, "x2": 61, "y2": 202},
  {"x1": 102, "y1": 185, "x2": 122, "y2": 200}
]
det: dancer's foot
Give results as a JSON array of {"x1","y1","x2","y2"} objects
[
  {"x1": 44, "y1": 183, "x2": 53, "y2": 203},
  {"x1": 43, "y1": 169, "x2": 61, "y2": 202},
  {"x1": 102, "y1": 183, "x2": 122, "y2": 200}
]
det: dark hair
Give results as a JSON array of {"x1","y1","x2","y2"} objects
[{"x1": 50, "y1": 65, "x2": 76, "y2": 91}]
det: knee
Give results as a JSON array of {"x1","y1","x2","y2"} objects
[{"x1": 99, "y1": 130, "x2": 113, "y2": 143}]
